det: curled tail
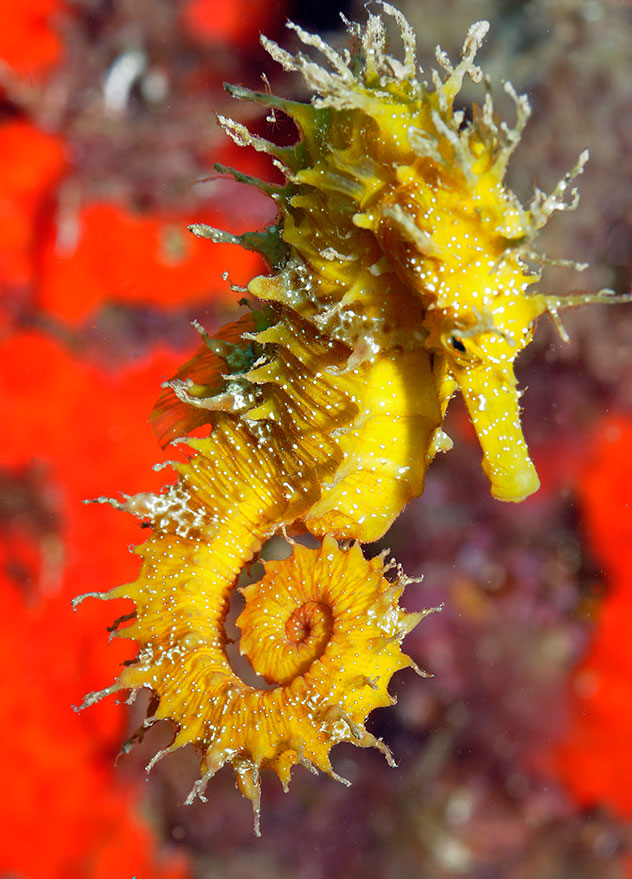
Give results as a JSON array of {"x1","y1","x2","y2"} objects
[
  {"x1": 75, "y1": 292, "x2": 440, "y2": 831},
  {"x1": 75, "y1": 347, "x2": 437, "y2": 832}
]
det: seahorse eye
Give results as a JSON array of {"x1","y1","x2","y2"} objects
[{"x1": 442, "y1": 329, "x2": 471, "y2": 361}]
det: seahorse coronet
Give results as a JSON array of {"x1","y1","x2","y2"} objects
[{"x1": 75, "y1": 4, "x2": 621, "y2": 834}]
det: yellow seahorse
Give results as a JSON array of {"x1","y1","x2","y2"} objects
[{"x1": 74, "y1": 4, "x2": 622, "y2": 833}]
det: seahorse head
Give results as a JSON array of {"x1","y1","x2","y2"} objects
[
  {"x1": 377, "y1": 148, "x2": 551, "y2": 502},
  {"x1": 362, "y1": 17, "x2": 593, "y2": 503},
  {"x1": 423, "y1": 256, "x2": 548, "y2": 504}
]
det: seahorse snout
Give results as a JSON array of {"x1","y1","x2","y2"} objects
[{"x1": 456, "y1": 361, "x2": 540, "y2": 502}]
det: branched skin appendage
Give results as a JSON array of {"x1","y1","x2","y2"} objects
[{"x1": 74, "y1": 4, "x2": 625, "y2": 833}]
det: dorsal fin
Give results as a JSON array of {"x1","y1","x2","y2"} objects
[{"x1": 150, "y1": 313, "x2": 256, "y2": 447}]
